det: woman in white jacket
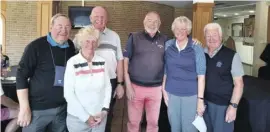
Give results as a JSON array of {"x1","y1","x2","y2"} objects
[{"x1": 64, "y1": 26, "x2": 111, "y2": 132}]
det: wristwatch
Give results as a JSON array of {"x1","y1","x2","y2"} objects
[
  {"x1": 102, "y1": 107, "x2": 110, "y2": 113},
  {"x1": 230, "y1": 102, "x2": 238, "y2": 108},
  {"x1": 117, "y1": 81, "x2": 125, "y2": 86}
]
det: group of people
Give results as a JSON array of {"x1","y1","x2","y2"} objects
[{"x1": 0, "y1": 5, "x2": 244, "y2": 132}]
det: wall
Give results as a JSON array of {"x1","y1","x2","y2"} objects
[
  {"x1": 60, "y1": 1, "x2": 175, "y2": 48},
  {"x1": 214, "y1": 16, "x2": 254, "y2": 63},
  {"x1": 4, "y1": 1, "x2": 191, "y2": 65},
  {"x1": 5, "y1": 1, "x2": 37, "y2": 65},
  {"x1": 214, "y1": 15, "x2": 254, "y2": 75},
  {"x1": 174, "y1": 8, "x2": 193, "y2": 20}
]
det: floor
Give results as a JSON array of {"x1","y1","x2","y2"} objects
[
  {"x1": 110, "y1": 97, "x2": 170, "y2": 132},
  {"x1": 110, "y1": 97, "x2": 128, "y2": 132}
]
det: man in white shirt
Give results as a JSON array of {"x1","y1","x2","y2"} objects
[{"x1": 89, "y1": 6, "x2": 124, "y2": 132}]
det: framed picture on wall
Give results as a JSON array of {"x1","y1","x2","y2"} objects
[
  {"x1": 244, "y1": 17, "x2": 255, "y2": 37},
  {"x1": 231, "y1": 23, "x2": 243, "y2": 37}
]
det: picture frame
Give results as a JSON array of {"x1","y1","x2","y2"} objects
[{"x1": 243, "y1": 17, "x2": 255, "y2": 38}]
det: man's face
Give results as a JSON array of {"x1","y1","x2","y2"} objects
[
  {"x1": 205, "y1": 28, "x2": 222, "y2": 50},
  {"x1": 144, "y1": 13, "x2": 161, "y2": 35},
  {"x1": 50, "y1": 16, "x2": 71, "y2": 44},
  {"x1": 90, "y1": 7, "x2": 107, "y2": 31}
]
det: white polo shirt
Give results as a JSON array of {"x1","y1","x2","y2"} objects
[{"x1": 96, "y1": 28, "x2": 123, "y2": 79}]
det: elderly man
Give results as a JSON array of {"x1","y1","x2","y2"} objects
[
  {"x1": 203, "y1": 23, "x2": 244, "y2": 132},
  {"x1": 89, "y1": 6, "x2": 124, "y2": 132},
  {"x1": 16, "y1": 13, "x2": 76, "y2": 132},
  {"x1": 124, "y1": 11, "x2": 168, "y2": 132}
]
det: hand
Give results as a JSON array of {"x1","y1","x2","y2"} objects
[
  {"x1": 114, "y1": 85, "x2": 124, "y2": 99},
  {"x1": 87, "y1": 116, "x2": 96, "y2": 127},
  {"x1": 126, "y1": 84, "x2": 135, "y2": 100},
  {"x1": 91, "y1": 111, "x2": 107, "y2": 127},
  {"x1": 162, "y1": 89, "x2": 169, "y2": 107},
  {"x1": 1, "y1": 68, "x2": 8, "y2": 77},
  {"x1": 197, "y1": 99, "x2": 205, "y2": 116},
  {"x1": 192, "y1": 38, "x2": 202, "y2": 45},
  {"x1": 17, "y1": 107, "x2": 31, "y2": 127},
  {"x1": 225, "y1": 105, "x2": 237, "y2": 123}
]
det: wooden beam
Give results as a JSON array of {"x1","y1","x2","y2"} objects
[
  {"x1": 192, "y1": 3, "x2": 214, "y2": 47},
  {"x1": 37, "y1": 1, "x2": 52, "y2": 37}
]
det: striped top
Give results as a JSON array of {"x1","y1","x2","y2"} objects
[
  {"x1": 95, "y1": 27, "x2": 123, "y2": 79},
  {"x1": 64, "y1": 52, "x2": 111, "y2": 122}
]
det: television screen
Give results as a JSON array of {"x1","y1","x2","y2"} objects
[{"x1": 68, "y1": 6, "x2": 93, "y2": 28}]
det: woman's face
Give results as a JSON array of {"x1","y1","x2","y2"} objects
[
  {"x1": 81, "y1": 36, "x2": 98, "y2": 57},
  {"x1": 174, "y1": 22, "x2": 189, "y2": 42}
]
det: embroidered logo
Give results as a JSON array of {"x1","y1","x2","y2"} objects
[
  {"x1": 216, "y1": 61, "x2": 223, "y2": 67},
  {"x1": 157, "y1": 44, "x2": 164, "y2": 48}
]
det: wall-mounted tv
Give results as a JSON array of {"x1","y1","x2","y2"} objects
[{"x1": 68, "y1": 6, "x2": 93, "y2": 29}]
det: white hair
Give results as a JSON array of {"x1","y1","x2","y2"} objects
[
  {"x1": 171, "y1": 16, "x2": 192, "y2": 35},
  {"x1": 203, "y1": 23, "x2": 223, "y2": 37},
  {"x1": 50, "y1": 13, "x2": 70, "y2": 26},
  {"x1": 73, "y1": 25, "x2": 100, "y2": 50}
]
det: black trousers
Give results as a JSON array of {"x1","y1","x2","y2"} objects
[{"x1": 105, "y1": 78, "x2": 117, "y2": 132}]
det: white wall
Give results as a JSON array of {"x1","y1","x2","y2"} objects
[{"x1": 214, "y1": 15, "x2": 254, "y2": 65}]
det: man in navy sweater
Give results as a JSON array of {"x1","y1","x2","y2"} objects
[
  {"x1": 16, "y1": 13, "x2": 76, "y2": 132},
  {"x1": 203, "y1": 23, "x2": 244, "y2": 132}
]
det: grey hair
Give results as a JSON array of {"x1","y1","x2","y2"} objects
[
  {"x1": 50, "y1": 13, "x2": 70, "y2": 26},
  {"x1": 73, "y1": 25, "x2": 100, "y2": 50},
  {"x1": 203, "y1": 23, "x2": 223, "y2": 37},
  {"x1": 171, "y1": 16, "x2": 192, "y2": 35}
]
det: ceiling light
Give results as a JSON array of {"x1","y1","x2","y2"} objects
[
  {"x1": 234, "y1": 13, "x2": 239, "y2": 15},
  {"x1": 249, "y1": 10, "x2": 255, "y2": 13},
  {"x1": 214, "y1": 16, "x2": 217, "y2": 18},
  {"x1": 223, "y1": 15, "x2": 227, "y2": 17}
]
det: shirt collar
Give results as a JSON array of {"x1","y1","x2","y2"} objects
[
  {"x1": 175, "y1": 36, "x2": 193, "y2": 51},
  {"x1": 78, "y1": 50, "x2": 97, "y2": 62},
  {"x1": 204, "y1": 44, "x2": 223, "y2": 58},
  {"x1": 101, "y1": 27, "x2": 108, "y2": 35},
  {"x1": 143, "y1": 30, "x2": 160, "y2": 41},
  {"x1": 47, "y1": 33, "x2": 69, "y2": 48}
]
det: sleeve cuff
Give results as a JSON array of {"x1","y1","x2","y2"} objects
[{"x1": 79, "y1": 114, "x2": 89, "y2": 123}]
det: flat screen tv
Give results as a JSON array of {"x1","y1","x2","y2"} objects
[{"x1": 68, "y1": 6, "x2": 93, "y2": 28}]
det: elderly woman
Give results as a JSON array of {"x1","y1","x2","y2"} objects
[
  {"x1": 162, "y1": 16, "x2": 206, "y2": 132},
  {"x1": 64, "y1": 26, "x2": 111, "y2": 132}
]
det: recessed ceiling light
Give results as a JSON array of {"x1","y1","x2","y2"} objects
[
  {"x1": 223, "y1": 15, "x2": 227, "y2": 17},
  {"x1": 234, "y1": 13, "x2": 239, "y2": 15},
  {"x1": 249, "y1": 10, "x2": 255, "y2": 13}
]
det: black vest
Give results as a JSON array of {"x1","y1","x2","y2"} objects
[
  {"x1": 128, "y1": 31, "x2": 167, "y2": 87},
  {"x1": 205, "y1": 46, "x2": 235, "y2": 105}
]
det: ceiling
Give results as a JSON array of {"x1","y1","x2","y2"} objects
[{"x1": 151, "y1": 1, "x2": 257, "y2": 18}]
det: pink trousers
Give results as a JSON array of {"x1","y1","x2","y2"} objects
[{"x1": 127, "y1": 83, "x2": 162, "y2": 132}]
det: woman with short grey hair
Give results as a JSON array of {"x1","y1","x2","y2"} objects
[
  {"x1": 64, "y1": 26, "x2": 112, "y2": 132},
  {"x1": 162, "y1": 16, "x2": 206, "y2": 132}
]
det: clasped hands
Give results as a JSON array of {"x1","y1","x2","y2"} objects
[{"x1": 87, "y1": 111, "x2": 107, "y2": 127}]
